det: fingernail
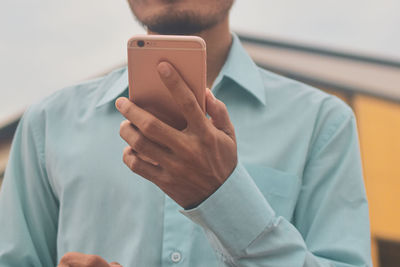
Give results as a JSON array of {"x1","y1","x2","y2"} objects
[
  {"x1": 157, "y1": 62, "x2": 171, "y2": 77},
  {"x1": 116, "y1": 97, "x2": 126, "y2": 110}
]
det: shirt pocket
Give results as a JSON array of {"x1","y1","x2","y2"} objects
[{"x1": 244, "y1": 164, "x2": 301, "y2": 221}]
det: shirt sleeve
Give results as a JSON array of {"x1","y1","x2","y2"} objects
[
  {"x1": 0, "y1": 105, "x2": 58, "y2": 267},
  {"x1": 181, "y1": 111, "x2": 372, "y2": 266}
]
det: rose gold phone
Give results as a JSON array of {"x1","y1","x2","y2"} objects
[{"x1": 127, "y1": 35, "x2": 207, "y2": 130}]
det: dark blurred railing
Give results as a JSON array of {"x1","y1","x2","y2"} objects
[
  {"x1": 238, "y1": 33, "x2": 400, "y2": 104},
  {"x1": 0, "y1": 119, "x2": 19, "y2": 183}
]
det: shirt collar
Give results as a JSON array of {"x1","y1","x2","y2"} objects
[
  {"x1": 213, "y1": 33, "x2": 266, "y2": 105},
  {"x1": 96, "y1": 67, "x2": 129, "y2": 108},
  {"x1": 96, "y1": 32, "x2": 266, "y2": 108}
]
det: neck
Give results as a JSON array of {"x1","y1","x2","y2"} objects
[
  {"x1": 197, "y1": 17, "x2": 232, "y2": 88},
  {"x1": 148, "y1": 16, "x2": 232, "y2": 89}
]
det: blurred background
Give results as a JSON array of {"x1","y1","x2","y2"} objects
[{"x1": 1, "y1": 1, "x2": 399, "y2": 266}]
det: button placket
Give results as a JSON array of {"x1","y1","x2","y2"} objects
[
  {"x1": 161, "y1": 195, "x2": 190, "y2": 265},
  {"x1": 171, "y1": 251, "x2": 182, "y2": 263}
]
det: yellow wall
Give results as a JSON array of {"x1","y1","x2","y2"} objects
[
  {"x1": 354, "y1": 95, "x2": 400, "y2": 240},
  {"x1": 353, "y1": 95, "x2": 400, "y2": 267}
]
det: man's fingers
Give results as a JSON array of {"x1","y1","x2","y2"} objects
[
  {"x1": 123, "y1": 146, "x2": 163, "y2": 183},
  {"x1": 119, "y1": 120, "x2": 172, "y2": 166},
  {"x1": 58, "y1": 252, "x2": 110, "y2": 267},
  {"x1": 205, "y1": 89, "x2": 235, "y2": 139},
  {"x1": 116, "y1": 97, "x2": 185, "y2": 151},
  {"x1": 157, "y1": 61, "x2": 206, "y2": 129}
]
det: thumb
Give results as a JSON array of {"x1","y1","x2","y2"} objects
[{"x1": 206, "y1": 89, "x2": 234, "y2": 137}]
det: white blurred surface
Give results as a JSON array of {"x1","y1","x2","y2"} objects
[
  {"x1": 0, "y1": 0, "x2": 143, "y2": 127},
  {"x1": 1, "y1": 0, "x2": 399, "y2": 125},
  {"x1": 231, "y1": 0, "x2": 400, "y2": 59}
]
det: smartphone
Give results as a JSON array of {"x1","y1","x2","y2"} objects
[{"x1": 127, "y1": 35, "x2": 207, "y2": 130}]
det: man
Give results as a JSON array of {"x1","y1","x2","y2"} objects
[{"x1": 0, "y1": 1, "x2": 372, "y2": 266}]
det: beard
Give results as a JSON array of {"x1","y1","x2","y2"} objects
[
  {"x1": 142, "y1": 11, "x2": 222, "y2": 35},
  {"x1": 132, "y1": 2, "x2": 233, "y2": 35}
]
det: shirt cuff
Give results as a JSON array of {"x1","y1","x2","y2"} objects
[{"x1": 180, "y1": 161, "x2": 276, "y2": 255}]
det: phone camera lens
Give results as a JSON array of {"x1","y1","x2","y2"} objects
[{"x1": 137, "y1": 40, "x2": 145, "y2": 47}]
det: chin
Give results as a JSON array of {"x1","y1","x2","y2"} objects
[{"x1": 130, "y1": 0, "x2": 233, "y2": 34}]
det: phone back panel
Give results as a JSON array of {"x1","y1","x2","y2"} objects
[{"x1": 127, "y1": 35, "x2": 206, "y2": 130}]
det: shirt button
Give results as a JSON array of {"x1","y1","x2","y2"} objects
[{"x1": 171, "y1": 251, "x2": 182, "y2": 263}]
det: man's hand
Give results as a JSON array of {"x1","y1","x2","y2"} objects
[
  {"x1": 116, "y1": 61, "x2": 237, "y2": 209},
  {"x1": 57, "y1": 252, "x2": 122, "y2": 267}
]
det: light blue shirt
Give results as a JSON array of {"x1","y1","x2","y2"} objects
[{"x1": 0, "y1": 34, "x2": 371, "y2": 266}]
